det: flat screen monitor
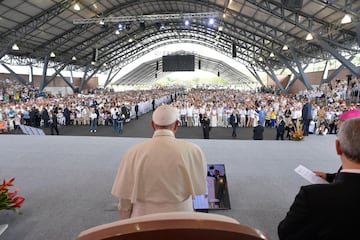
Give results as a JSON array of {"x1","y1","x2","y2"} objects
[
  {"x1": 162, "y1": 55, "x2": 195, "y2": 72},
  {"x1": 193, "y1": 164, "x2": 231, "y2": 210}
]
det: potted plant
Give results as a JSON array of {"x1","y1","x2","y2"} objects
[{"x1": 0, "y1": 178, "x2": 25, "y2": 236}]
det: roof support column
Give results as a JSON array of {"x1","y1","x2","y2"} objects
[
  {"x1": 58, "y1": 72, "x2": 76, "y2": 92},
  {"x1": 29, "y1": 65, "x2": 34, "y2": 87},
  {"x1": 246, "y1": 65, "x2": 265, "y2": 87},
  {"x1": 40, "y1": 56, "x2": 49, "y2": 90},
  {"x1": 356, "y1": 23, "x2": 360, "y2": 47},
  {"x1": 79, "y1": 65, "x2": 101, "y2": 92},
  {"x1": 321, "y1": 56, "x2": 354, "y2": 85},
  {"x1": 0, "y1": 62, "x2": 29, "y2": 86},
  {"x1": 79, "y1": 65, "x2": 89, "y2": 92},
  {"x1": 320, "y1": 60, "x2": 329, "y2": 86},
  {"x1": 105, "y1": 68, "x2": 122, "y2": 88},
  {"x1": 104, "y1": 67, "x2": 113, "y2": 88},
  {"x1": 290, "y1": 48, "x2": 313, "y2": 90},
  {"x1": 260, "y1": 63, "x2": 287, "y2": 93},
  {"x1": 317, "y1": 35, "x2": 360, "y2": 77},
  {"x1": 44, "y1": 64, "x2": 68, "y2": 89},
  {"x1": 277, "y1": 55, "x2": 307, "y2": 90},
  {"x1": 285, "y1": 74, "x2": 298, "y2": 90},
  {"x1": 69, "y1": 66, "x2": 74, "y2": 84}
]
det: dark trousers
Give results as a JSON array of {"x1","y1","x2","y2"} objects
[
  {"x1": 232, "y1": 124, "x2": 237, "y2": 137},
  {"x1": 303, "y1": 119, "x2": 311, "y2": 136},
  {"x1": 276, "y1": 131, "x2": 284, "y2": 140},
  {"x1": 203, "y1": 127, "x2": 210, "y2": 139},
  {"x1": 50, "y1": 125, "x2": 59, "y2": 135}
]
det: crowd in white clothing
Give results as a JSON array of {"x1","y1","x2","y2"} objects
[{"x1": 0, "y1": 77, "x2": 359, "y2": 135}]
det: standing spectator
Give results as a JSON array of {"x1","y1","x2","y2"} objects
[
  {"x1": 276, "y1": 116, "x2": 286, "y2": 140},
  {"x1": 49, "y1": 111, "x2": 59, "y2": 135},
  {"x1": 134, "y1": 102, "x2": 139, "y2": 120},
  {"x1": 270, "y1": 109, "x2": 277, "y2": 128},
  {"x1": 200, "y1": 114, "x2": 211, "y2": 139},
  {"x1": 41, "y1": 107, "x2": 50, "y2": 127},
  {"x1": 116, "y1": 112, "x2": 125, "y2": 133},
  {"x1": 301, "y1": 98, "x2": 312, "y2": 136},
  {"x1": 253, "y1": 121, "x2": 264, "y2": 140},
  {"x1": 22, "y1": 107, "x2": 30, "y2": 126},
  {"x1": 63, "y1": 106, "x2": 71, "y2": 126},
  {"x1": 152, "y1": 98, "x2": 155, "y2": 111},
  {"x1": 229, "y1": 110, "x2": 239, "y2": 138},
  {"x1": 89, "y1": 108, "x2": 98, "y2": 133},
  {"x1": 111, "y1": 104, "x2": 207, "y2": 219}
]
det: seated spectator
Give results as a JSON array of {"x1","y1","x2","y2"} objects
[
  {"x1": 314, "y1": 109, "x2": 360, "y2": 182},
  {"x1": 285, "y1": 122, "x2": 295, "y2": 140},
  {"x1": 315, "y1": 119, "x2": 329, "y2": 135}
]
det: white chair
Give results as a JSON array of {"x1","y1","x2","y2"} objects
[{"x1": 77, "y1": 211, "x2": 269, "y2": 240}]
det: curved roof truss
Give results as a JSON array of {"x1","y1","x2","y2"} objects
[{"x1": 0, "y1": 0, "x2": 359, "y2": 90}]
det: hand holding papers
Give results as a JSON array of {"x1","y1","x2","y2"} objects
[{"x1": 294, "y1": 165, "x2": 329, "y2": 184}]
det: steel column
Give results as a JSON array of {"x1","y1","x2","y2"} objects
[
  {"x1": 317, "y1": 35, "x2": 360, "y2": 77},
  {"x1": 0, "y1": 63, "x2": 28, "y2": 86}
]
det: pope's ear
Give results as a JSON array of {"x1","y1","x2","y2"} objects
[
  {"x1": 151, "y1": 121, "x2": 156, "y2": 131},
  {"x1": 172, "y1": 120, "x2": 180, "y2": 131},
  {"x1": 335, "y1": 139, "x2": 342, "y2": 156}
]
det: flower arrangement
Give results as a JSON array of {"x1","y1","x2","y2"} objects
[
  {"x1": 290, "y1": 121, "x2": 304, "y2": 141},
  {"x1": 0, "y1": 178, "x2": 25, "y2": 213}
]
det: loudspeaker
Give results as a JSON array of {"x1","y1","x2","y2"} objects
[
  {"x1": 198, "y1": 60, "x2": 201, "y2": 70},
  {"x1": 140, "y1": 22, "x2": 145, "y2": 31},
  {"x1": 281, "y1": 0, "x2": 303, "y2": 9},
  {"x1": 347, "y1": 74, "x2": 352, "y2": 86},
  {"x1": 92, "y1": 48, "x2": 98, "y2": 62},
  {"x1": 156, "y1": 61, "x2": 159, "y2": 71},
  {"x1": 217, "y1": 71, "x2": 220, "y2": 77},
  {"x1": 232, "y1": 43, "x2": 236, "y2": 58}
]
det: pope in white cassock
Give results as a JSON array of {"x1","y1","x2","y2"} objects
[{"x1": 111, "y1": 104, "x2": 208, "y2": 219}]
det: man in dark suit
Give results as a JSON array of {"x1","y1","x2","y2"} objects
[
  {"x1": 49, "y1": 111, "x2": 59, "y2": 135},
  {"x1": 276, "y1": 116, "x2": 286, "y2": 140},
  {"x1": 278, "y1": 117, "x2": 360, "y2": 240},
  {"x1": 135, "y1": 102, "x2": 139, "y2": 120},
  {"x1": 301, "y1": 98, "x2": 312, "y2": 136},
  {"x1": 229, "y1": 110, "x2": 239, "y2": 138},
  {"x1": 253, "y1": 121, "x2": 264, "y2": 140},
  {"x1": 200, "y1": 115, "x2": 211, "y2": 139},
  {"x1": 63, "y1": 106, "x2": 71, "y2": 126}
]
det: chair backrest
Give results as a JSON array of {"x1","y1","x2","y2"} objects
[{"x1": 77, "y1": 212, "x2": 269, "y2": 240}]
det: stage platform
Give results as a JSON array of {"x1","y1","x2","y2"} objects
[{"x1": 0, "y1": 134, "x2": 339, "y2": 240}]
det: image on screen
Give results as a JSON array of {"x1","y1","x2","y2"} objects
[{"x1": 193, "y1": 164, "x2": 231, "y2": 210}]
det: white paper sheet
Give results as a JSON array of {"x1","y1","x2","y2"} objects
[{"x1": 294, "y1": 165, "x2": 329, "y2": 184}]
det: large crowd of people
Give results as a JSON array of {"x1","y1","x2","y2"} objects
[{"x1": 0, "y1": 77, "x2": 359, "y2": 137}]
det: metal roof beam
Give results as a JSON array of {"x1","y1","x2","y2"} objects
[
  {"x1": 260, "y1": 62, "x2": 287, "y2": 93},
  {"x1": 40, "y1": 56, "x2": 49, "y2": 90},
  {"x1": 0, "y1": 62, "x2": 29, "y2": 86},
  {"x1": 321, "y1": 56, "x2": 355, "y2": 84},
  {"x1": 73, "y1": 12, "x2": 219, "y2": 24},
  {"x1": 290, "y1": 48, "x2": 313, "y2": 90},
  {"x1": 317, "y1": 35, "x2": 360, "y2": 77},
  {"x1": 58, "y1": 72, "x2": 76, "y2": 91},
  {"x1": 0, "y1": 0, "x2": 73, "y2": 59}
]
